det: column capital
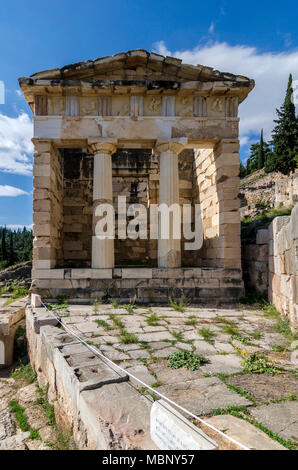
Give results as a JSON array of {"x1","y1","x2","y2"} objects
[
  {"x1": 88, "y1": 139, "x2": 117, "y2": 156},
  {"x1": 155, "y1": 140, "x2": 186, "y2": 156},
  {"x1": 32, "y1": 138, "x2": 54, "y2": 153}
]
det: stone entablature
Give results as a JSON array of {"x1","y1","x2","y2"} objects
[{"x1": 20, "y1": 50, "x2": 254, "y2": 303}]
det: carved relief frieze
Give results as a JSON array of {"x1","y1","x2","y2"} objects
[
  {"x1": 48, "y1": 96, "x2": 65, "y2": 116},
  {"x1": 37, "y1": 92, "x2": 240, "y2": 119},
  {"x1": 207, "y1": 97, "x2": 225, "y2": 117},
  {"x1": 176, "y1": 97, "x2": 193, "y2": 117},
  {"x1": 80, "y1": 97, "x2": 98, "y2": 116}
]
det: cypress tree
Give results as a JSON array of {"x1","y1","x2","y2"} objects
[
  {"x1": 266, "y1": 74, "x2": 298, "y2": 174},
  {"x1": 257, "y1": 129, "x2": 265, "y2": 169}
]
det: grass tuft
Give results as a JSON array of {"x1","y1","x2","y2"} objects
[{"x1": 198, "y1": 327, "x2": 216, "y2": 344}]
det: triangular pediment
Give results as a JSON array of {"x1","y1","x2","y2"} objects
[{"x1": 26, "y1": 49, "x2": 253, "y2": 86}]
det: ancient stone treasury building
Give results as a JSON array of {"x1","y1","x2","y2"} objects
[{"x1": 19, "y1": 50, "x2": 254, "y2": 303}]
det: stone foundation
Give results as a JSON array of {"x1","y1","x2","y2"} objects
[{"x1": 30, "y1": 267, "x2": 243, "y2": 304}]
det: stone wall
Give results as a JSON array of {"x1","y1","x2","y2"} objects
[
  {"x1": 242, "y1": 204, "x2": 298, "y2": 330},
  {"x1": 60, "y1": 148, "x2": 194, "y2": 268},
  {"x1": 275, "y1": 172, "x2": 298, "y2": 208},
  {"x1": 242, "y1": 227, "x2": 269, "y2": 295},
  {"x1": 194, "y1": 139, "x2": 241, "y2": 269},
  {"x1": 32, "y1": 141, "x2": 64, "y2": 270}
]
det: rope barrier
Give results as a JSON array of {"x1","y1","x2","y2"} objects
[{"x1": 40, "y1": 300, "x2": 250, "y2": 450}]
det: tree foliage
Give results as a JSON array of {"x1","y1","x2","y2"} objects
[
  {"x1": 0, "y1": 227, "x2": 32, "y2": 269},
  {"x1": 265, "y1": 74, "x2": 298, "y2": 174},
  {"x1": 245, "y1": 129, "x2": 272, "y2": 176}
]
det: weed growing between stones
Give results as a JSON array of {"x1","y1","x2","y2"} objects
[
  {"x1": 242, "y1": 353, "x2": 280, "y2": 375},
  {"x1": 185, "y1": 315, "x2": 197, "y2": 326},
  {"x1": 170, "y1": 330, "x2": 184, "y2": 342},
  {"x1": 198, "y1": 327, "x2": 215, "y2": 344},
  {"x1": 120, "y1": 330, "x2": 138, "y2": 344},
  {"x1": 111, "y1": 299, "x2": 119, "y2": 308},
  {"x1": 146, "y1": 311, "x2": 159, "y2": 326},
  {"x1": 231, "y1": 333, "x2": 253, "y2": 345},
  {"x1": 274, "y1": 317, "x2": 297, "y2": 339},
  {"x1": 167, "y1": 350, "x2": 208, "y2": 371},
  {"x1": 109, "y1": 314, "x2": 124, "y2": 329},
  {"x1": 94, "y1": 319, "x2": 112, "y2": 330},
  {"x1": 123, "y1": 304, "x2": 135, "y2": 314},
  {"x1": 168, "y1": 295, "x2": 188, "y2": 313}
]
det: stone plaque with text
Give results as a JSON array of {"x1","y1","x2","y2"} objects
[{"x1": 150, "y1": 400, "x2": 218, "y2": 450}]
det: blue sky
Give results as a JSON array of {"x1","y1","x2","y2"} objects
[{"x1": 0, "y1": 0, "x2": 297, "y2": 228}]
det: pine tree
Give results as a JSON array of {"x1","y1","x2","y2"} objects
[{"x1": 266, "y1": 74, "x2": 298, "y2": 174}]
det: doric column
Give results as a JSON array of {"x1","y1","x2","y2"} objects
[
  {"x1": 88, "y1": 141, "x2": 117, "y2": 268},
  {"x1": 155, "y1": 141, "x2": 185, "y2": 268}
]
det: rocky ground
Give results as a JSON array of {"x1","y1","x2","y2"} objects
[
  {"x1": 41, "y1": 299, "x2": 298, "y2": 450},
  {"x1": 0, "y1": 369, "x2": 75, "y2": 450}
]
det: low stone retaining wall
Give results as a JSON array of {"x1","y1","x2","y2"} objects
[
  {"x1": 26, "y1": 304, "x2": 157, "y2": 449},
  {"x1": 269, "y1": 206, "x2": 298, "y2": 329},
  {"x1": 242, "y1": 204, "x2": 298, "y2": 330},
  {"x1": 0, "y1": 298, "x2": 27, "y2": 367},
  {"x1": 31, "y1": 267, "x2": 244, "y2": 305}
]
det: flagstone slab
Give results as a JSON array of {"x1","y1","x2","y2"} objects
[
  {"x1": 146, "y1": 341, "x2": 172, "y2": 350},
  {"x1": 226, "y1": 373, "x2": 298, "y2": 403},
  {"x1": 127, "y1": 365, "x2": 156, "y2": 387},
  {"x1": 137, "y1": 331, "x2": 174, "y2": 342},
  {"x1": 152, "y1": 347, "x2": 179, "y2": 358},
  {"x1": 157, "y1": 377, "x2": 251, "y2": 415},
  {"x1": 128, "y1": 349, "x2": 151, "y2": 359},
  {"x1": 200, "y1": 354, "x2": 243, "y2": 375},
  {"x1": 214, "y1": 342, "x2": 235, "y2": 353},
  {"x1": 250, "y1": 402, "x2": 298, "y2": 441},
  {"x1": 149, "y1": 360, "x2": 204, "y2": 384},
  {"x1": 205, "y1": 415, "x2": 286, "y2": 450},
  {"x1": 193, "y1": 340, "x2": 217, "y2": 355}
]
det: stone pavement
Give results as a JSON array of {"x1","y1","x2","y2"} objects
[{"x1": 40, "y1": 301, "x2": 298, "y2": 450}]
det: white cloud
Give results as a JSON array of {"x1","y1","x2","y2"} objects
[
  {"x1": 0, "y1": 112, "x2": 33, "y2": 175},
  {"x1": 153, "y1": 41, "x2": 298, "y2": 146},
  {"x1": 0, "y1": 184, "x2": 29, "y2": 196}
]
